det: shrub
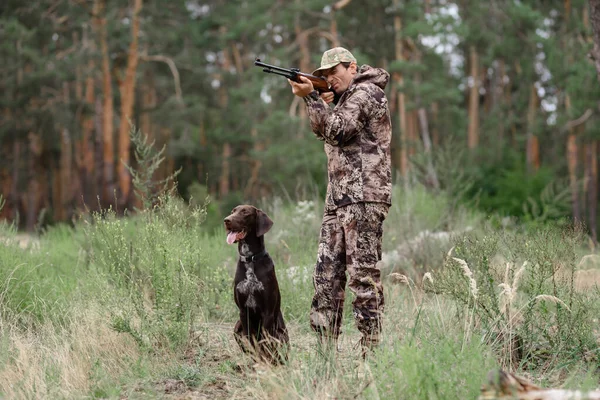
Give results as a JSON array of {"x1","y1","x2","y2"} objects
[
  {"x1": 427, "y1": 224, "x2": 598, "y2": 369},
  {"x1": 84, "y1": 196, "x2": 206, "y2": 351}
]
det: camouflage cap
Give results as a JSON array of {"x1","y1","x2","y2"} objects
[{"x1": 312, "y1": 47, "x2": 357, "y2": 77}]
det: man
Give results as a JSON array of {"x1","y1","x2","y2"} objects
[{"x1": 288, "y1": 47, "x2": 392, "y2": 354}]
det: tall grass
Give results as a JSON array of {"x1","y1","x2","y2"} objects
[
  {"x1": 0, "y1": 183, "x2": 599, "y2": 398},
  {"x1": 0, "y1": 302, "x2": 139, "y2": 399},
  {"x1": 243, "y1": 290, "x2": 496, "y2": 400},
  {"x1": 83, "y1": 195, "x2": 207, "y2": 351},
  {"x1": 428, "y1": 223, "x2": 599, "y2": 370},
  {"x1": 0, "y1": 222, "x2": 85, "y2": 326}
]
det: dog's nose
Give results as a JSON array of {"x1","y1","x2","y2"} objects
[{"x1": 224, "y1": 217, "x2": 230, "y2": 225}]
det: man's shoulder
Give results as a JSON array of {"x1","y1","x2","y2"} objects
[{"x1": 350, "y1": 82, "x2": 388, "y2": 106}]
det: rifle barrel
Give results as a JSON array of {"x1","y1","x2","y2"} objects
[
  {"x1": 254, "y1": 59, "x2": 297, "y2": 75},
  {"x1": 255, "y1": 58, "x2": 330, "y2": 91}
]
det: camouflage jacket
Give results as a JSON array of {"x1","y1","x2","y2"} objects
[{"x1": 303, "y1": 65, "x2": 392, "y2": 211}]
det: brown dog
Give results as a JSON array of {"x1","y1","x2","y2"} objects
[{"x1": 224, "y1": 205, "x2": 288, "y2": 363}]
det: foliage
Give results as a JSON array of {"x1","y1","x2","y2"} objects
[
  {"x1": 3, "y1": 0, "x2": 600, "y2": 395},
  {"x1": 0, "y1": 224, "x2": 84, "y2": 326},
  {"x1": 428, "y1": 224, "x2": 598, "y2": 369},
  {"x1": 468, "y1": 156, "x2": 573, "y2": 228},
  {"x1": 1, "y1": 187, "x2": 599, "y2": 398},
  {"x1": 2, "y1": 0, "x2": 599, "y2": 235},
  {"x1": 83, "y1": 196, "x2": 206, "y2": 351},
  {"x1": 125, "y1": 123, "x2": 181, "y2": 211}
]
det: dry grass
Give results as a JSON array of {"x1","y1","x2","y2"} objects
[
  {"x1": 0, "y1": 303, "x2": 139, "y2": 399},
  {"x1": 151, "y1": 319, "x2": 368, "y2": 400},
  {"x1": 546, "y1": 254, "x2": 600, "y2": 292}
]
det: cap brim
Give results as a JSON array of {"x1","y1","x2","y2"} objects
[{"x1": 311, "y1": 62, "x2": 341, "y2": 77}]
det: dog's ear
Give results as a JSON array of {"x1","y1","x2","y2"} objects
[{"x1": 255, "y1": 208, "x2": 273, "y2": 237}]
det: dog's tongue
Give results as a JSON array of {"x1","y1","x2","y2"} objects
[{"x1": 226, "y1": 231, "x2": 238, "y2": 245}]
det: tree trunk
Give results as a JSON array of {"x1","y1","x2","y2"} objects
[
  {"x1": 116, "y1": 0, "x2": 143, "y2": 209},
  {"x1": 74, "y1": 46, "x2": 85, "y2": 210},
  {"x1": 219, "y1": 143, "x2": 232, "y2": 197},
  {"x1": 567, "y1": 134, "x2": 581, "y2": 222},
  {"x1": 482, "y1": 67, "x2": 492, "y2": 115},
  {"x1": 25, "y1": 134, "x2": 43, "y2": 231},
  {"x1": 497, "y1": 59, "x2": 505, "y2": 148},
  {"x1": 97, "y1": 0, "x2": 115, "y2": 206},
  {"x1": 408, "y1": 110, "x2": 418, "y2": 158},
  {"x1": 217, "y1": 28, "x2": 232, "y2": 198},
  {"x1": 526, "y1": 84, "x2": 540, "y2": 173},
  {"x1": 244, "y1": 127, "x2": 263, "y2": 199},
  {"x1": 294, "y1": 2, "x2": 310, "y2": 126},
  {"x1": 60, "y1": 129, "x2": 74, "y2": 221},
  {"x1": 417, "y1": 108, "x2": 440, "y2": 190},
  {"x1": 585, "y1": 141, "x2": 598, "y2": 244},
  {"x1": 197, "y1": 119, "x2": 207, "y2": 183},
  {"x1": 431, "y1": 102, "x2": 439, "y2": 147},
  {"x1": 80, "y1": 59, "x2": 96, "y2": 208},
  {"x1": 78, "y1": 6, "x2": 97, "y2": 210},
  {"x1": 506, "y1": 65, "x2": 518, "y2": 149},
  {"x1": 330, "y1": 0, "x2": 350, "y2": 46},
  {"x1": 565, "y1": 95, "x2": 582, "y2": 223},
  {"x1": 467, "y1": 46, "x2": 480, "y2": 150},
  {"x1": 393, "y1": 0, "x2": 409, "y2": 177},
  {"x1": 10, "y1": 140, "x2": 21, "y2": 223},
  {"x1": 55, "y1": 81, "x2": 75, "y2": 222},
  {"x1": 52, "y1": 158, "x2": 61, "y2": 222},
  {"x1": 0, "y1": 151, "x2": 10, "y2": 220},
  {"x1": 94, "y1": 97, "x2": 105, "y2": 208},
  {"x1": 424, "y1": 0, "x2": 431, "y2": 14},
  {"x1": 589, "y1": 0, "x2": 600, "y2": 81},
  {"x1": 586, "y1": 0, "x2": 600, "y2": 241}
]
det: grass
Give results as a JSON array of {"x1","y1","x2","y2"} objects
[{"x1": 0, "y1": 184, "x2": 599, "y2": 399}]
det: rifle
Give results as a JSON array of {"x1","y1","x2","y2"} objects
[{"x1": 254, "y1": 58, "x2": 332, "y2": 94}]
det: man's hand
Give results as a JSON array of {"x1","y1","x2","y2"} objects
[
  {"x1": 320, "y1": 92, "x2": 335, "y2": 104},
  {"x1": 288, "y1": 75, "x2": 314, "y2": 97}
]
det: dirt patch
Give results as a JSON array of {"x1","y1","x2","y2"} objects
[{"x1": 157, "y1": 323, "x2": 248, "y2": 399}]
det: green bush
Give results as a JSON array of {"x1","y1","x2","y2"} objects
[
  {"x1": 470, "y1": 160, "x2": 572, "y2": 227},
  {"x1": 84, "y1": 196, "x2": 206, "y2": 351},
  {"x1": 428, "y1": 223, "x2": 598, "y2": 369}
]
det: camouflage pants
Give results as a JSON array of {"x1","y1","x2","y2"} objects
[{"x1": 310, "y1": 202, "x2": 389, "y2": 339}]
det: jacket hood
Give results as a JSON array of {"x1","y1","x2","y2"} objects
[{"x1": 351, "y1": 65, "x2": 390, "y2": 90}]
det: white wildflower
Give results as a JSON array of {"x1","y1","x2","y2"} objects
[
  {"x1": 389, "y1": 272, "x2": 410, "y2": 285},
  {"x1": 423, "y1": 272, "x2": 434, "y2": 284},
  {"x1": 534, "y1": 295, "x2": 571, "y2": 312},
  {"x1": 453, "y1": 257, "x2": 478, "y2": 300}
]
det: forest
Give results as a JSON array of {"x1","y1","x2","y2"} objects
[
  {"x1": 2, "y1": 0, "x2": 600, "y2": 237},
  {"x1": 3, "y1": 2, "x2": 600, "y2": 398}
]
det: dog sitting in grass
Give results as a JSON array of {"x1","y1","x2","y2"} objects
[{"x1": 224, "y1": 205, "x2": 288, "y2": 363}]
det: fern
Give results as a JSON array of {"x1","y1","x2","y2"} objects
[{"x1": 522, "y1": 178, "x2": 572, "y2": 223}]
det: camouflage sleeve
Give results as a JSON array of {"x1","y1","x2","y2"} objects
[{"x1": 302, "y1": 89, "x2": 371, "y2": 146}]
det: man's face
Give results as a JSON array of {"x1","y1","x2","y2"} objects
[{"x1": 322, "y1": 62, "x2": 357, "y2": 94}]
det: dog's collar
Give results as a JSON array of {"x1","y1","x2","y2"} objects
[{"x1": 240, "y1": 249, "x2": 268, "y2": 263}]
